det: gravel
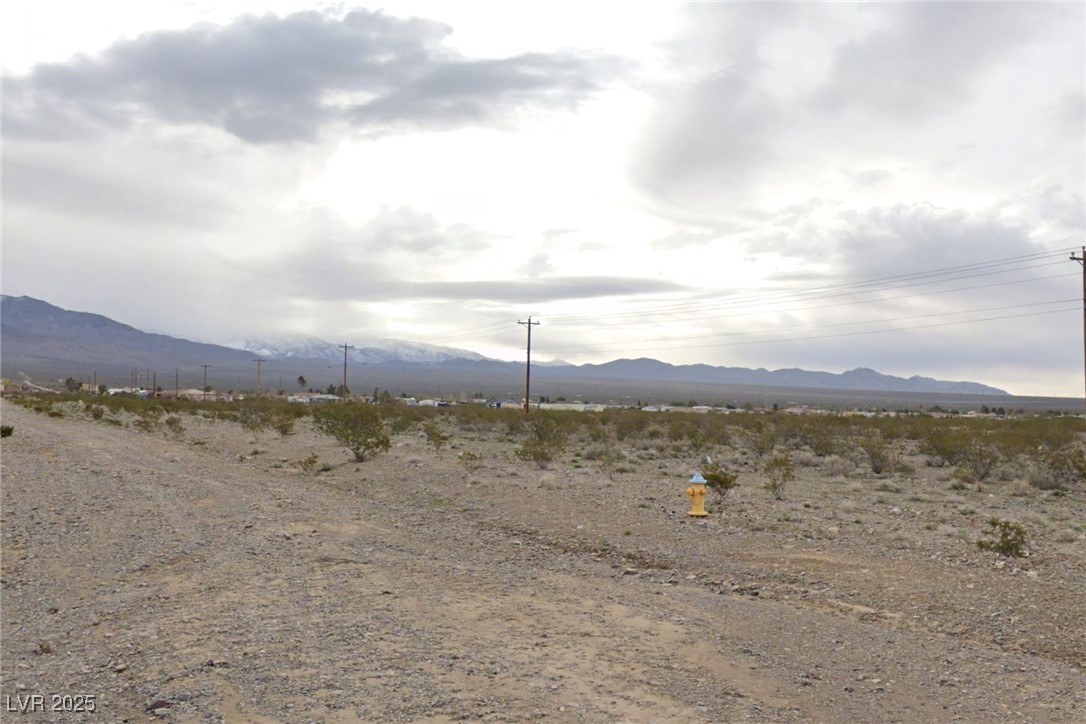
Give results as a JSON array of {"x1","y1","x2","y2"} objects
[{"x1": 2, "y1": 400, "x2": 1084, "y2": 722}]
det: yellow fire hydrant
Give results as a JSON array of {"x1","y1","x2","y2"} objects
[{"x1": 686, "y1": 473, "x2": 708, "y2": 517}]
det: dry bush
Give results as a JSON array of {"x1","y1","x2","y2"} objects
[
  {"x1": 822, "y1": 455, "x2": 855, "y2": 478},
  {"x1": 763, "y1": 451, "x2": 794, "y2": 500}
]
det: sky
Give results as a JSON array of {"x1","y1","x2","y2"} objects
[{"x1": 2, "y1": 1, "x2": 1084, "y2": 397}]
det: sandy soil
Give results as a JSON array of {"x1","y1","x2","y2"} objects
[{"x1": 2, "y1": 400, "x2": 1084, "y2": 722}]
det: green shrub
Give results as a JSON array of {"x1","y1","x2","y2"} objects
[
  {"x1": 516, "y1": 413, "x2": 568, "y2": 469},
  {"x1": 702, "y1": 462, "x2": 739, "y2": 499},
  {"x1": 0, "y1": 425, "x2": 12, "y2": 438},
  {"x1": 164, "y1": 415, "x2": 185, "y2": 435},
  {"x1": 1032, "y1": 446, "x2": 1086, "y2": 490},
  {"x1": 313, "y1": 402, "x2": 391, "y2": 462},
  {"x1": 858, "y1": 432, "x2": 893, "y2": 474},
  {"x1": 749, "y1": 422, "x2": 779, "y2": 458},
  {"x1": 423, "y1": 421, "x2": 449, "y2": 452},
  {"x1": 763, "y1": 450, "x2": 794, "y2": 500},
  {"x1": 919, "y1": 426, "x2": 967, "y2": 467},
  {"x1": 976, "y1": 518, "x2": 1028, "y2": 557}
]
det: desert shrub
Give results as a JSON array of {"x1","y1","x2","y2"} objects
[
  {"x1": 806, "y1": 421, "x2": 842, "y2": 457},
  {"x1": 976, "y1": 518, "x2": 1028, "y2": 557},
  {"x1": 702, "y1": 462, "x2": 739, "y2": 499},
  {"x1": 610, "y1": 409, "x2": 649, "y2": 441},
  {"x1": 822, "y1": 454, "x2": 855, "y2": 478},
  {"x1": 956, "y1": 440, "x2": 1001, "y2": 483},
  {"x1": 423, "y1": 421, "x2": 449, "y2": 452},
  {"x1": 598, "y1": 448, "x2": 627, "y2": 480},
  {"x1": 1031, "y1": 446, "x2": 1086, "y2": 490},
  {"x1": 858, "y1": 432, "x2": 898, "y2": 475},
  {"x1": 386, "y1": 405, "x2": 423, "y2": 434},
  {"x1": 234, "y1": 398, "x2": 303, "y2": 435},
  {"x1": 748, "y1": 421, "x2": 779, "y2": 458},
  {"x1": 457, "y1": 451, "x2": 484, "y2": 473},
  {"x1": 132, "y1": 406, "x2": 164, "y2": 432},
  {"x1": 88, "y1": 405, "x2": 106, "y2": 420},
  {"x1": 504, "y1": 414, "x2": 525, "y2": 436},
  {"x1": 919, "y1": 426, "x2": 968, "y2": 467},
  {"x1": 313, "y1": 402, "x2": 391, "y2": 462},
  {"x1": 164, "y1": 415, "x2": 185, "y2": 435},
  {"x1": 763, "y1": 450, "x2": 794, "y2": 500},
  {"x1": 516, "y1": 413, "x2": 568, "y2": 469},
  {"x1": 299, "y1": 453, "x2": 319, "y2": 474},
  {"x1": 585, "y1": 419, "x2": 610, "y2": 443},
  {"x1": 0, "y1": 425, "x2": 12, "y2": 438}
]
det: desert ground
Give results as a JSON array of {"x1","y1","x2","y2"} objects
[{"x1": 2, "y1": 398, "x2": 1084, "y2": 722}]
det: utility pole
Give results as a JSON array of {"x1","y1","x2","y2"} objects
[
  {"x1": 202, "y1": 364, "x2": 212, "y2": 401},
  {"x1": 1071, "y1": 247, "x2": 1086, "y2": 416},
  {"x1": 517, "y1": 317, "x2": 540, "y2": 413},
  {"x1": 175, "y1": 368, "x2": 180, "y2": 399},
  {"x1": 152, "y1": 370, "x2": 157, "y2": 398},
  {"x1": 339, "y1": 343, "x2": 354, "y2": 400},
  {"x1": 253, "y1": 357, "x2": 265, "y2": 396}
]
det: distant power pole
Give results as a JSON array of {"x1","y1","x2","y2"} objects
[
  {"x1": 1071, "y1": 247, "x2": 1086, "y2": 416},
  {"x1": 152, "y1": 370, "x2": 157, "y2": 398},
  {"x1": 201, "y1": 364, "x2": 212, "y2": 400},
  {"x1": 339, "y1": 343, "x2": 354, "y2": 400},
  {"x1": 175, "y1": 368, "x2": 180, "y2": 399},
  {"x1": 253, "y1": 357, "x2": 265, "y2": 395},
  {"x1": 517, "y1": 317, "x2": 540, "y2": 413}
]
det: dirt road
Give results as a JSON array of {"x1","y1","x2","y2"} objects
[{"x1": 2, "y1": 401, "x2": 1083, "y2": 722}]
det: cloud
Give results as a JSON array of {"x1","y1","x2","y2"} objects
[
  {"x1": 2, "y1": 9, "x2": 620, "y2": 144},
  {"x1": 814, "y1": 3, "x2": 1055, "y2": 119},
  {"x1": 631, "y1": 2, "x2": 1080, "y2": 217},
  {"x1": 831, "y1": 204, "x2": 1036, "y2": 279}
]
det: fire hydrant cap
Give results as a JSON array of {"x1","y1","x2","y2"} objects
[{"x1": 689, "y1": 473, "x2": 707, "y2": 483}]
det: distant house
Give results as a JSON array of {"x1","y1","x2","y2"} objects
[{"x1": 288, "y1": 393, "x2": 339, "y2": 404}]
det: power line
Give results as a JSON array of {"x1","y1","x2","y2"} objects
[
  {"x1": 555, "y1": 271, "x2": 1078, "y2": 331},
  {"x1": 543, "y1": 298, "x2": 1080, "y2": 353},
  {"x1": 548, "y1": 256, "x2": 1071, "y2": 326},
  {"x1": 421, "y1": 248, "x2": 1078, "y2": 355}
]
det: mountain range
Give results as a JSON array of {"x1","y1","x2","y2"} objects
[{"x1": 0, "y1": 295, "x2": 1009, "y2": 398}]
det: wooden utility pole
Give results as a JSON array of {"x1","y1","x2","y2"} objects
[
  {"x1": 202, "y1": 364, "x2": 212, "y2": 400},
  {"x1": 152, "y1": 371, "x2": 157, "y2": 398},
  {"x1": 517, "y1": 317, "x2": 540, "y2": 413},
  {"x1": 1071, "y1": 247, "x2": 1086, "y2": 416},
  {"x1": 253, "y1": 358, "x2": 265, "y2": 395},
  {"x1": 339, "y1": 343, "x2": 354, "y2": 400},
  {"x1": 175, "y1": 368, "x2": 180, "y2": 399}
]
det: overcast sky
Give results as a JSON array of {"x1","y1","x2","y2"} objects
[{"x1": 2, "y1": 1, "x2": 1083, "y2": 396}]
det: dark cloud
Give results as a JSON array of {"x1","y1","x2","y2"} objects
[
  {"x1": 2, "y1": 9, "x2": 619, "y2": 143},
  {"x1": 633, "y1": 69, "x2": 783, "y2": 204},
  {"x1": 815, "y1": 3, "x2": 1056, "y2": 118},
  {"x1": 833, "y1": 204, "x2": 1041, "y2": 282}
]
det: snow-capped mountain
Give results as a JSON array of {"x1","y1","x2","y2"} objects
[{"x1": 229, "y1": 335, "x2": 492, "y2": 365}]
